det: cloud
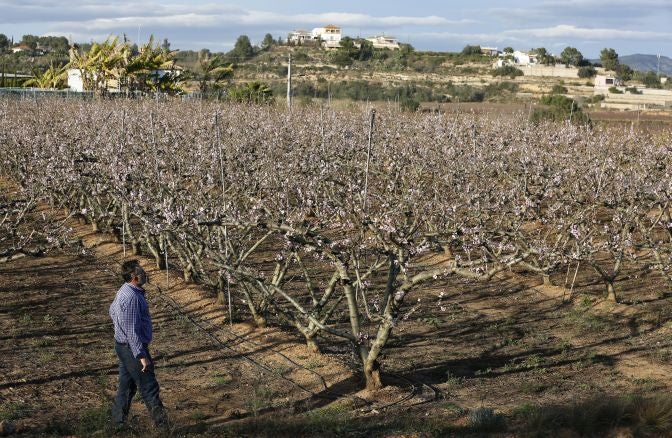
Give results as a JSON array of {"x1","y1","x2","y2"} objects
[
  {"x1": 1, "y1": 0, "x2": 470, "y2": 29},
  {"x1": 539, "y1": 0, "x2": 671, "y2": 9},
  {"x1": 239, "y1": 12, "x2": 472, "y2": 27},
  {"x1": 420, "y1": 24, "x2": 671, "y2": 44},
  {"x1": 46, "y1": 10, "x2": 470, "y2": 31},
  {"x1": 504, "y1": 24, "x2": 672, "y2": 40},
  {"x1": 487, "y1": 0, "x2": 671, "y2": 28}
]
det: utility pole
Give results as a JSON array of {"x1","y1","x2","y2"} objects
[
  {"x1": 287, "y1": 53, "x2": 292, "y2": 110},
  {"x1": 657, "y1": 54, "x2": 661, "y2": 77}
]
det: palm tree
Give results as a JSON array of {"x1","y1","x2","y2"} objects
[
  {"x1": 68, "y1": 37, "x2": 127, "y2": 95},
  {"x1": 228, "y1": 81, "x2": 273, "y2": 104},
  {"x1": 124, "y1": 35, "x2": 181, "y2": 94},
  {"x1": 68, "y1": 35, "x2": 182, "y2": 96},
  {"x1": 23, "y1": 63, "x2": 67, "y2": 89},
  {"x1": 197, "y1": 50, "x2": 233, "y2": 94}
]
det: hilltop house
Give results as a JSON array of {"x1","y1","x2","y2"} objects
[
  {"x1": 288, "y1": 30, "x2": 314, "y2": 45},
  {"x1": 495, "y1": 50, "x2": 538, "y2": 67},
  {"x1": 312, "y1": 25, "x2": 342, "y2": 49},
  {"x1": 512, "y1": 50, "x2": 538, "y2": 66},
  {"x1": 11, "y1": 44, "x2": 30, "y2": 54},
  {"x1": 366, "y1": 35, "x2": 400, "y2": 50},
  {"x1": 480, "y1": 47, "x2": 500, "y2": 56},
  {"x1": 594, "y1": 74, "x2": 623, "y2": 88}
]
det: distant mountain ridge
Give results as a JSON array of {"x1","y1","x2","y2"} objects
[{"x1": 619, "y1": 54, "x2": 672, "y2": 76}]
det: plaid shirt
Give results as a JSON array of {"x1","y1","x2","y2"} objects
[{"x1": 109, "y1": 283, "x2": 153, "y2": 358}]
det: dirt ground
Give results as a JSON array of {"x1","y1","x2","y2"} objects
[
  {"x1": 0, "y1": 194, "x2": 356, "y2": 436},
  {"x1": 2, "y1": 184, "x2": 672, "y2": 437}
]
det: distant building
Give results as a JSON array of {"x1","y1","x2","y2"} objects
[
  {"x1": 512, "y1": 50, "x2": 538, "y2": 66},
  {"x1": 366, "y1": 35, "x2": 400, "y2": 50},
  {"x1": 312, "y1": 25, "x2": 342, "y2": 49},
  {"x1": 11, "y1": 45, "x2": 30, "y2": 54},
  {"x1": 67, "y1": 69, "x2": 85, "y2": 92},
  {"x1": 480, "y1": 47, "x2": 500, "y2": 56},
  {"x1": 594, "y1": 74, "x2": 623, "y2": 88},
  {"x1": 287, "y1": 30, "x2": 314, "y2": 45},
  {"x1": 495, "y1": 50, "x2": 539, "y2": 67}
]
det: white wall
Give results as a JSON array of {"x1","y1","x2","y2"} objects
[{"x1": 67, "y1": 69, "x2": 84, "y2": 92}]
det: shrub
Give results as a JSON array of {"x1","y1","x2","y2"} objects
[
  {"x1": 625, "y1": 86, "x2": 642, "y2": 94},
  {"x1": 493, "y1": 65, "x2": 523, "y2": 79},
  {"x1": 484, "y1": 81, "x2": 519, "y2": 100},
  {"x1": 609, "y1": 86, "x2": 623, "y2": 94},
  {"x1": 640, "y1": 71, "x2": 662, "y2": 89},
  {"x1": 400, "y1": 97, "x2": 420, "y2": 112},
  {"x1": 468, "y1": 407, "x2": 506, "y2": 432},
  {"x1": 586, "y1": 94, "x2": 605, "y2": 104},
  {"x1": 578, "y1": 66, "x2": 597, "y2": 78},
  {"x1": 461, "y1": 45, "x2": 482, "y2": 56},
  {"x1": 551, "y1": 84, "x2": 568, "y2": 94},
  {"x1": 332, "y1": 51, "x2": 353, "y2": 68},
  {"x1": 519, "y1": 395, "x2": 672, "y2": 437},
  {"x1": 531, "y1": 94, "x2": 590, "y2": 125},
  {"x1": 447, "y1": 84, "x2": 484, "y2": 102},
  {"x1": 227, "y1": 81, "x2": 274, "y2": 104}
]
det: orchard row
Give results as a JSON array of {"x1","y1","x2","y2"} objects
[{"x1": 1, "y1": 99, "x2": 671, "y2": 389}]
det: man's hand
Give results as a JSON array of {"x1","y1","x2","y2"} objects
[{"x1": 140, "y1": 357, "x2": 151, "y2": 372}]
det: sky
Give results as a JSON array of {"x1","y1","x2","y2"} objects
[{"x1": 1, "y1": 0, "x2": 671, "y2": 58}]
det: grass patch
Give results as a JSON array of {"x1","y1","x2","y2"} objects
[
  {"x1": 270, "y1": 363, "x2": 292, "y2": 377},
  {"x1": 45, "y1": 404, "x2": 110, "y2": 435},
  {"x1": 512, "y1": 402, "x2": 537, "y2": 416},
  {"x1": 502, "y1": 353, "x2": 544, "y2": 373},
  {"x1": 519, "y1": 381, "x2": 549, "y2": 394},
  {"x1": 634, "y1": 378, "x2": 664, "y2": 393},
  {"x1": 211, "y1": 405, "x2": 465, "y2": 437},
  {"x1": 418, "y1": 315, "x2": 442, "y2": 328},
  {"x1": 0, "y1": 401, "x2": 30, "y2": 422},
  {"x1": 42, "y1": 313, "x2": 56, "y2": 326},
  {"x1": 37, "y1": 350, "x2": 56, "y2": 364},
  {"x1": 468, "y1": 407, "x2": 506, "y2": 432},
  {"x1": 304, "y1": 358, "x2": 325, "y2": 370},
  {"x1": 32, "y1": 336, "x2": 56, "y2": 348},
  {"x1": 190, "y1": 409, "x2": 207, "y2": 421},
  {"x1": 212, "y1": 373, "x2": 233, "y2": 387},
  {"x1": 648, "y1": 348, "x2": 672, "y2": 364},
  {"x1": 564, "y1": 299, "x2": 614, "y2": 333},
  {"x1": 245, "y1": 384, "x2": 276, "y2": 417},
  {"x1": 518, "y1": 394, "x2": 672, "y2": 437},
  {"x1": 444, "y1": 370, "x2": 465, "y2": 389},
  {"x1": 442, "y1": 402, "x2": 467, "y2": 415}
]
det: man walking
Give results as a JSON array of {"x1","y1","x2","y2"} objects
[{"x1": 109, "y1": 259, "x2": 168, "y2": 429}]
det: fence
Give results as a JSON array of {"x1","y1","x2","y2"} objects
[
  {"x1": 0, "y1": 88, "x2": 226, "y2": 102},
  {"x1": 0, "y1": 87, "x2": 94, "y2": 100}
]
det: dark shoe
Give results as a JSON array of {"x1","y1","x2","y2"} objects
[
  {"x1": 150, "y1": 404, "x2": 170, "y2": 430},
  {"x1": 109, "y1": 421, "x2": 126, "y2": 434}
]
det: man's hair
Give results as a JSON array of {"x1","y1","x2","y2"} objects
[{"x1": 121, "y1": 259, "x2": 141, "y2": 282}]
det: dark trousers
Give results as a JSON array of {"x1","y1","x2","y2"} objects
[{"x1": 111, "y1": 342, "x2": 167, "y2": 426}]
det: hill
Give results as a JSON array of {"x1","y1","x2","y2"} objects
[{"x1": 620, "y1": 53, "x2": 672, "y2": 75}]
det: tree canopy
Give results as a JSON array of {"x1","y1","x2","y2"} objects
[
  {"x1": 531, "y1": 47, "x2": 555, "y2": 65},
  {"x1": 261, "y1": 33, "x2": 275, "y2": 50},
  {"x1": 228, "y1": 35, "x2": 255, "y2": 61},
  {"x1": 600, "y1": 48, "x2": 619, "y2": 71},
  {"x1": 461, "y1": 45, "x2": 482, "y2": 55},
  {"x1": 560, "y1": 47, "x2": 583, "y2": 67},
  {"x1": 68, "y1": 35, "x2": 181, "y2": 95}
]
